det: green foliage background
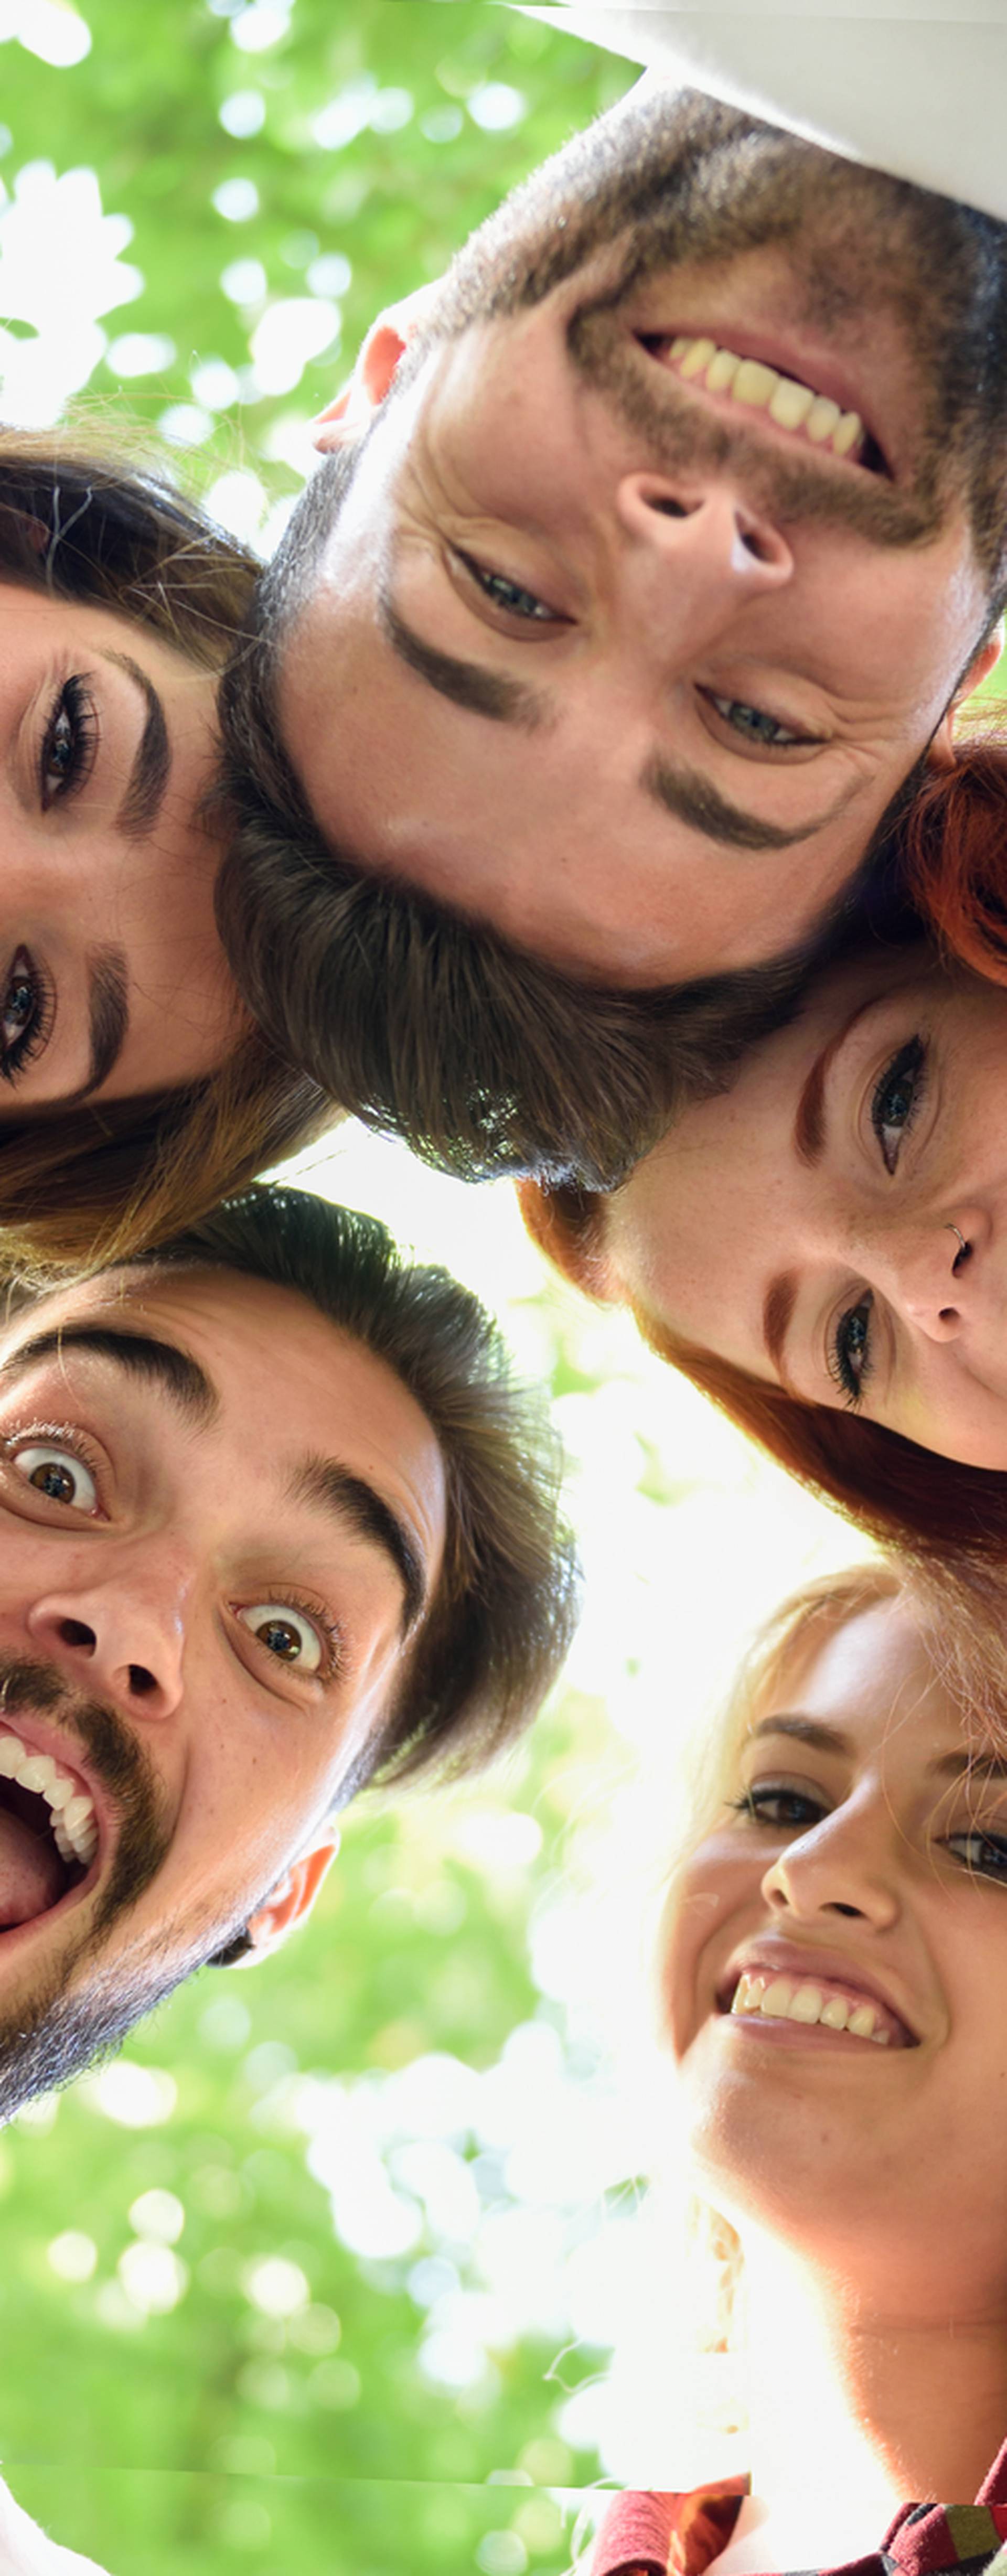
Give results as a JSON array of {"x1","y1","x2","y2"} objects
[
  {"x1": 0, "y1": 9, "x2": 646, "y2": 2569},
  {"x1": 0, "y1": 8, "x2": 904, "y2": 2571}
]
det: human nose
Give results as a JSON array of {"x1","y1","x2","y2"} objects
[
  {"x1": 25, "y1": 1547, "x2": 192, "y2": 1720},
  {"x1": 866, "y1": 1211, "x2": 983, "y2": 1344},
  {"x1": 760, "y1": 1796, "x2": 899, "y2": 1931},
  {"x1": 614, "y1": 473, "x2": 793, "y2": 635}
]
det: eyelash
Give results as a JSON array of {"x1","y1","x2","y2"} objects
[
  {"x1": 238, "y1": 1592, "x2": 344, "y2": 1688},
  {"x1": 454, "y1": 551, "x2": 562, "y2": 625},
  {"x1": 727, "y1": 1785, "x2": 826, "y2": 1829},
  {"x1": 704, "y1": 691, "x2": 821, "y2": 750},
  {"x1": 0, "y1": 948, "x2": 54, "y2": 1086},
  {"x1": 3, "y1": 1423, "x2": 106, "y2": 1512},
  {"x1": 1, "y1": 1425, "x2": 344, "y2": 1686},
  {"x1": 731, "y1": 1789, "x2": 1007, "y2": 1887},
  {"x1": 828, "y1": 1036, "x2": 929, "y2": 1405},
  {"x1": 39, "y1": 672, "x2": 100, "y2": 811}
]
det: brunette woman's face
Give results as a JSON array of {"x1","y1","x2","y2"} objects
[
  {"x1": 606, "y1": 946, "x2": 1007, "y2": 1467},
  {"x1": 663, "y1": 1596, "x2": 1007, "y2": 2277},
  {"x1": 0, "y1": 585, "x2": 243, "y2": 1110}
]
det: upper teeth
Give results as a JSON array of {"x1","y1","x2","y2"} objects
[
  {"x1": 664, "y1": 336, "x2": 865, "y2": 460},
  {"x1": 731, "y1": 1970, "x2": 891, "y2": 2043},
  {"x1": 0, "y1": 1729, "x2": 97, "y2": 1869}
]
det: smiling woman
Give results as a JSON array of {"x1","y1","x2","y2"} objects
[
  {"x1": 587, "y1": 1558, "x2": 1007, "y2": 2576},
  {"x1": 0, "y1": 431, "x2": 331, "y2": 1274}
]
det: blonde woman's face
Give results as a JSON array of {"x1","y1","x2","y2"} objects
[
  {"x1": 662, "y1": 1596, "x2": 1007, "y2": 2284},
  {"x1": 0, "y1": 584, "x2": 244, "y2": 1110}
]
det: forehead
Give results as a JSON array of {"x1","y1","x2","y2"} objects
[
  {"x1": 763, "y1": 1597, "x2": 954, "y2": 1756},
  {"x1": 0, "y1": 1264, "x2": 448, "y2": 1579}
]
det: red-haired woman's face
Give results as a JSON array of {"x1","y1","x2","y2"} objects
[
  {"x1": 662, "y1": 1595, "x2": 1007, "y2": 2284},
  {"x1": 605, "y1": 946, "x2": 1007, "y2": 1467}
]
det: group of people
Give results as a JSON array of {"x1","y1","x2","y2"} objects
[{"x1": 8, "y1": 3, "x2": 1007, "y2": 2567}]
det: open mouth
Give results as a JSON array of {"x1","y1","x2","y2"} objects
[
  {"x1": 636, "y1": 330, "x2": 892, "y2": 478},
  {"x1": 0, "y1": 1725, "x2": 100, "y2": 1931},
  {"x1": 717, "y1": 1966, "x2": 917, "y2": 2049}
]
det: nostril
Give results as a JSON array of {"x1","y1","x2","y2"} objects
[
  {"x1": 645, "y1": 494, "x2": 691, "y2": 519},
  {"x1": 58, "y1": 1617, "x2": 95, "y2": 1653},
  {"x1": 127, "y1": 1665, "x2": 158, "y2": 1699}
]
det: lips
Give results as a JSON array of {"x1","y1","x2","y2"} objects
[
  {"x1": 716, "y1": 1941, "x2": 918, "y2": 2048},
  {"x1": 0, "y1": 1715, "x2": 104, "y2": 1933},
  {"x1": 636, "y1": 325, "x2": 891, "y2": 478}
]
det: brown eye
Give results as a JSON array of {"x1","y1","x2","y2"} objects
[
  {"x1": 238, "y1": 1604, "x2": 323, "y2": 1673},
  {"x1": 13, "y1": 1444, "x2": 98, "y2": 1511}
]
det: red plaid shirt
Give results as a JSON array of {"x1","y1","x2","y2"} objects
[{"x1": 590, "y1": 2440, "x2": 1007, "y2": 2576}]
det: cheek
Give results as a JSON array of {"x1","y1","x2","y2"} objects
[{"x1": 660, "y1": 1842, "x2": 757, "y2": 2064}]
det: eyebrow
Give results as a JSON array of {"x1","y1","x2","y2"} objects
[
  {"x1": 62, "y1": 946, "x2": 130, "y2": 1106},
  {"x1": 749, "y1": 1714, "x2": 852, "y2": 1755},
  {"x1": 97, "y1": 651, "x2": 172, "y2": 839},
  {"x1": 290, "y1": 1454, "x2": 426, "y2": 1633},
  {"x1": 750, "y1": 1715, "x2": 1007, "y2": 1785},
  {"x1": 377, "y1": 580, "x2": 549, "y2": 731},
  {"x1": 641, "y1": 753, "x2": 851, "y2": 855},
  {"x1": 0, "y1": 1324, "x2": 217, "y2": 1425}
]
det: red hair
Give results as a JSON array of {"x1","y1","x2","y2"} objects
[
  {"x1": 522, "y1": 723, "x2": 1007, "y2": 1559},
  {"x1": 518, "y1": 1177, "x2": 1007, "y2": 1562},
  {"x1": 898, "y1": 722, "x2": 1007, "y2": 985}
]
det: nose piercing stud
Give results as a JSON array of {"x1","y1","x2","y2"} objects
[{"x1": 944, "y1": 1222, "x2": 971, "y2": 1268}]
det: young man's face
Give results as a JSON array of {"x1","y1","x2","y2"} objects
[
  {"x1": 0, "y1": 1262, "x2": 446, "y2": 2116},
  {"x1": 280, "y1": 91, "x2": 1004, "y2": 986}
]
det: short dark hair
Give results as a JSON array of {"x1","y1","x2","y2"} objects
[
  {"x1": 74, "y1": 1182, "x2": 579, "y2": 1793},
  {"x1": 216, "y1": 541, "x2": 902, "y2": 1190}
]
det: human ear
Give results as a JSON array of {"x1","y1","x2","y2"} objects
[
  {"x1": 929, "y1": 619, "x2": 1004, "y2": 759},
  {"x1": 313, "y1": 281, "x2": 443, "y2": 452},
  {"x1": 229, "y1": 1835, "x2": 339, "y2": 1967}
]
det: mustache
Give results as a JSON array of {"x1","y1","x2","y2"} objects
[
  {"x1": 0, "y1": 1654, "x2": 173, "y2": 1931},
  {"x1": 567, "y1": 302, "x2": 944, "y2": 552}
]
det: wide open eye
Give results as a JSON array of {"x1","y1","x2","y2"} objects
[
  {"x1": 12, "y1": 1443, "x2": 99, "y2": 1512},
  {"x1": 238, "y1": 1603, "x2": 324, "y2": 1675}
]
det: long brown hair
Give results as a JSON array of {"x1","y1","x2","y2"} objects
[{"x1": 0, "y1": 430, "x2": 332, "y2": 1276}]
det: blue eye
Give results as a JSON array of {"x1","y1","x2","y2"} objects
[
  {"x1": 709, "y1": 692, "x2": 810, "y2": 749},
  {"x1": 456, "y1": 551, "x2": 560, "y2": 624},
  {"x1": 830, "y1": 1292, "x2": 874, "y2": 1407},
  {"x1": 871, "y1": 1036, "x2": 927, "y2": 1175}
]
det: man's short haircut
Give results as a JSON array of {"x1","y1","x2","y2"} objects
[
  {"x1": 62, "y1": 1183, "x2": 580, "y2": 1794},
  {"x1": 216, "y1": 521, "x2": 909, "y2": 1191}
]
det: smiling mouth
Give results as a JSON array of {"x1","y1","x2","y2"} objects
[
  {"x1": 637, "y1": 332, "x2": 891, "y2": 477},
  {"x1": 0, "y1": 1724, "x2": 99, "y2": 1930},
  {"x1": 719, "y1": 1967, "x2": 917, "y2": 2048}
]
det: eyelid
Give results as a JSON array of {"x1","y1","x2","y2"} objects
[
  {"x1": 697, "y1": 684, "x2": 828, "y2": 754},
  {"x1": 38, "y1": 671, "x2": 101, "y2": 811},
  {"x1": 448, "y1": 545, "x2": 569, "y2": 630},
  {"x1": 1, "y1": 1421, "x2": 109, "y2": 1518},
  {"x1": 232, "y1": 1592, "x2": 345, "y2": 1690}
]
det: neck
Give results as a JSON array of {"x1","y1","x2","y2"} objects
[{"x1": 721, "y1": 2230, "x2": 1007, "y2": 2571}]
